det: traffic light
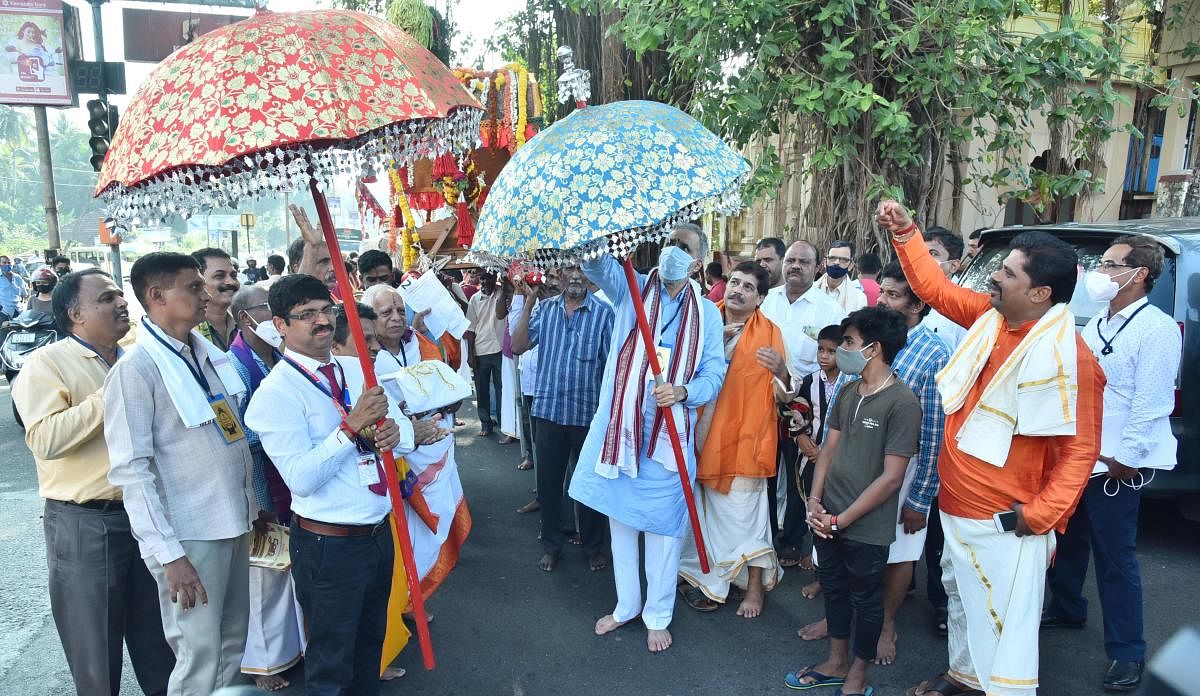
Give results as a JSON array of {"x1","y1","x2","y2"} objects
[{"x1": 86, "y1": 99, "x2": 119, "y2": 172}]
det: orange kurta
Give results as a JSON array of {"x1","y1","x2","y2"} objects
[
  {"x1": 696, "y1": 305, "x2": 784, "y2": 495},
  {"x1": 893, "y1": 230, "x2": 1103, "y2": 534}
]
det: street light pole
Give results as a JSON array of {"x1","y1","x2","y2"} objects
[{"x1": 33, "y1": 107, "x2": 61, "y2": 252}]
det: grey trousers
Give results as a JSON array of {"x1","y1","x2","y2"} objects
[
  {"x1": 146, "y1": 534, "x2": 251, "y2": 696},
  {"x1": 44, "y1": 500, "x2": 175, "y2": 696}
]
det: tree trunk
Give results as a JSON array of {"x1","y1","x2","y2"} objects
[
  {"x1": 599, "y1": 10, "x2": 624, "y2": 103},
  {"x1": 1183, "y1": 138, "x2": 1200, "y2": 217}
]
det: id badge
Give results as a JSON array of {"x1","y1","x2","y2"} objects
[
  {"x1": 358, "y1": 453, "x2": 382, "y2": 487},
  {"x1": 654, "y1": 345, "x2": 672, "y2": 373},
  {"x1": 208, "y1": 394, "x2": 246, "y2": 444}
]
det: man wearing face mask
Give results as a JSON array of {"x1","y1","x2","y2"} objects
[
  {"x1": 193, "y1": 248, "x2": 242, "y2": 352},
  {"x1": 1043, "y1": 236, "x2": 1180, "y2": 692},
  {"x1": 568, "y1": 222, "x2": 726, "y2": 653},
  {"x1": 225, "y1": 285, "x2": 304, "y2": 692},
  {"x1": 815, "y1": 240, "x2": 868, "y2": 313},
  {"x1": 880, "y1": 201, "x2": 1103, "y2": 696},
  {"x1": 51, "y1": 255, "x2": 72, "y2": 277},
  {"x1": 28, "y1": 266, "x2": 57, "y2": 314},
  {"x1": 0, "y1": 253, "x2": 29, "y2": 321}
]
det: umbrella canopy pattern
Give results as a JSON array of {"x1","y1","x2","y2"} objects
[
  {"x1": 468, "y1": 100, "x2": 748, "y2": 268},
  {"x1": 96, "y1": 9, "x2": 482, "y2": 224}
]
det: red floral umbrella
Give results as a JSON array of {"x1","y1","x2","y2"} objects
[{"x1": 95, "y1": 9, "x2": 484, "y2": 671}]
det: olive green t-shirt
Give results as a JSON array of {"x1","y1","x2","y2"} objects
[{"x1": 824, "y1": 377, "x2": 922, "y2": 546}]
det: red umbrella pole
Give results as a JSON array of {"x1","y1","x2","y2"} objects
[
  {"x1": 310, "y1": 179, "x2": 436, "y2": 671},
  {"x1": 620, "y1": 257, "x2": 710, "y2": 574}
]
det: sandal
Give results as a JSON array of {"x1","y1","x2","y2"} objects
[
  {"x1": 678, "y1": 584, "x2": 720, "y2": 612},
  {"x1": 905, "y1": 674, "x2": 984, "y2": 696},
  {"x1": 834, "y1": 689, "x2": 874, "y2": 696}
]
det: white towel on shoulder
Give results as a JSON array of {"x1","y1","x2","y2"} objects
[
  {"x1": 935, "y1": 303, "x2": 1078, "y2": 467},
  {"x1": 135, "y1": 318, "x2": 247, "y2": 429}
]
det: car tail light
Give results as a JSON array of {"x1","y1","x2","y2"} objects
[{"x1": 1174, "y1": 321, "x2": 1184, "y2": 418}]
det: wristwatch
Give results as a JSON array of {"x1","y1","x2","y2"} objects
[
  {"x1": 678, "y1": 385, "x2": 689, "y2": 404},
  {"x1": 830, "y1": 515, "x2": 840, "y2": 533}
]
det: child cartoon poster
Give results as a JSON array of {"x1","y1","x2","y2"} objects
[{"x1": 1, "y1": 0, "x2": 71, "y2": 106}]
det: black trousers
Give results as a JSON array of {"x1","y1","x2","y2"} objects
[
  {"x1": 772, "y1": 437, "x2": 810, "y2": 549},
  {"x1": 291, "y1": 519, "x2": 394, "y2": 696},
  {"x1": 44, "y1": 500, "x2": 174, "y2": 696},
  {"x1": 814, "y1": 535, "x2": 889, "y2": 661},
  {"x1": 534, "y1": 417, "x2": 607, "y2": 556},
  {"x1": 924, "y1": 496, "x2": 948, "y2": 609},
  {"x1": 520, "y1": 394, "x2": 536, "y2": 460},
  {"x1": 473, "y1": 352, "x2": 503, "y2": 432}
]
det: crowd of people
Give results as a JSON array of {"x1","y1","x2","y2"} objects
[{"x1": 10, "y1": 197, "x2": 1181, "y2": 696}]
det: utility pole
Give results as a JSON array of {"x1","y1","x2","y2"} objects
[
  {"x1": 34, "y1": 107, "x2": 61, "y2": 251},
  {"x1": 89, "y1": 0, "x2": 123, "y2": 285}
]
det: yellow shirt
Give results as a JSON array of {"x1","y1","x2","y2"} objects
[{"x1": 13, "y1": 336, "x2": 121, "y2": 502}]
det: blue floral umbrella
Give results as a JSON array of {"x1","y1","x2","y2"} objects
[
  {"x1": 468, "y1": 100, "x2": 748, "y2": 267},
  {"x1": 469, "y1": 99, "x2": 747, "y2": 574}
]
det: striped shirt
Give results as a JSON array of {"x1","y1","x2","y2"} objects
[
  {"x1": 526, "y1": 292, "x2": 615, "y2": 427},
  {"x1": 891, "y1": 323, "x2": 950, "y2": 515}
]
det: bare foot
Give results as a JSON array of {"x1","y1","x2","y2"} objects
[
  {"x1": 538, "y1": 553, "x2": 558, "y2": 572},
  {"x1": 254, "y1": 674, "x2": 290, "y2": 691},
  {"x1": 588, "y1": 553, "x2": 608, "y2": 572},
  {"x1": 798, "y1": 617, "x2": 828, "y2": 641},
  {"x1": 517, "y1": 458, "x2": 533, "y2": 470},
  {"x1": 874, "y1": 627, "x2": 897, "y2": 665},
  {"x1": 802, "y1": 579, "x2": 822, "y2": 599},
  {"x1": 380, "y1": 665, "x2": 406, "y2": 681},
  {"x1": 647, "y1": 627, "x2": 672, "y2": 652},
  {"x1": 516, "y1": 498, "x2": 540, "y2": 514},
  {"x1": 736, "y1": 584, "x2": 764, "y2": 618},
  {"x1": 799, "y1": 556, "x2": 814, "y2": 571},
  {"x1": 594, "y1": 614, "x2": 630, "y2": 635}
]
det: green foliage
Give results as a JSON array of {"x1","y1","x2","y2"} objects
[{"x1": 603, "y1": 0, "x2": 1166, "y2": 247}]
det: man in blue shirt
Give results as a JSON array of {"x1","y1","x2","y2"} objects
[
  {"x1": 0, "y1": 254, "x2": 28, "y2": 320},
  {"x1": 568, "y1": 224, "x2": 727, "y2": 653},
  {"x1": 512, "y1": 266, "x2": 615, "y2": 573}
]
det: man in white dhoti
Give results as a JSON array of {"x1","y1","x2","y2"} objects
[
  {"x1": 568, "y1": 223, "x2": 726, "y2": 652},
  {"x1": 882, "y1": 202, "x2": 1104, "y2": 696},
  {"x1": 677, "y1": 262, "x2": 792, "y2": 618}
]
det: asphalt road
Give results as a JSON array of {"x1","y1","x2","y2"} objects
[{"x1": 0, "y1": 383, "x2": 1197, "y2": 695}]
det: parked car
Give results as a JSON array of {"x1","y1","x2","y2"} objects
[{"x1": 957, "y1": 217, "x2": 1200, "y2": 520}]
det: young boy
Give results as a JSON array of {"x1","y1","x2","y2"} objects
[
  {"x1": 792, "y1": 324, "x2": 849, "y2": 622},
  {"x1": 785, "y1": 307, "x2": 922, "y2": 695}
]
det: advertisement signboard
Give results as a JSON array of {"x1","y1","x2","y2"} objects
[
  {"x1": 122, "y1": 8, "x2": 244, "y2": 63},
  {"x1": 0, "y1": 0, "x2": 71, "y2": 107}
]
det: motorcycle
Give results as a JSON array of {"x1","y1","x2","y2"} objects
[{"x1": 2, "y1": 308, "x2": 59, "y2": 428}]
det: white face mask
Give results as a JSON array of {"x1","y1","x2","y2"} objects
[
  {"x1": 1084, "y1": 268, "x2": 1136, "y2": 303},
  {"x1": 250, "y1": 317, "x2": 283, "y2": 349}
]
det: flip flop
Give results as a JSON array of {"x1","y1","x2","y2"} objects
[
  {"x1": 905, "y1": 675, "x2": 984, "y2": 696},
  {"x1": 784, "y1": 666, "x2": 846, "y2": 690},
  {"x1": 834, "y1": 688, "x2": 874, "y2": 696}
]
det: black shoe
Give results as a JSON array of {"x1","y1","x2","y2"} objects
[
  {"x1": 1040, "y1": 612, "x2": 1086, "y2": 630},
  {"x1": 1103, "y1": 660, "x2": 1144, "y2": 692}
]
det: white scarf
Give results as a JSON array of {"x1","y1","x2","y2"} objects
[
  {"x1": 936, "y1": 303, "x2": 1078, "y2": 467},
  {"x1": 597, "y1": 270, "x2": 706, "y2": 479},
  {"x1": 136, "y1": 318, "x2": 247, "y2": 429}
]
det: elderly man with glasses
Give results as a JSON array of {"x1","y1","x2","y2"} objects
[{"x1": 815, "y1": 240, "x2": 868, "y2": 313}]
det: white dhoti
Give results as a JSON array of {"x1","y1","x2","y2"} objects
[
  {"x1": 240, "y1": 566, "x2": 304, "y2": 677},
  {"x1": 887, "y1": 456, "x2": 928, "y2": 563},
  {"x1": 499, "y1": 355, "x2": 518, "y2": 438},
  {"x1": 678, "y1": 477, "x2": 782, "y2": 602},
  {"x1": 610, "y1": 517, "x2": 683, "y2": 630},
  {"x1": 405, "y1": 416, "x2": 472, "y2": 594},
  {"x1": 941, "y1": 511, "x2": 1055, "y2": 696}
]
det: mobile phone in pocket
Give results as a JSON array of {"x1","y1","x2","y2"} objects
[{"x1": 993, "y1": 510, "x2": 1018, "y2": 533}]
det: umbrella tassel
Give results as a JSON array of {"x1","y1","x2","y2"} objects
[
  {"x1": 455, "y1": 192, "x2": 474, "y2": 248},
  {"x1": 309, "y1": 179, "x2": 437, "y2": 671}
]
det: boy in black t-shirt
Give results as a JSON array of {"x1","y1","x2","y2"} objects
[{"x1": 784, "y1": 307, "x2": 922, "y2": 695}]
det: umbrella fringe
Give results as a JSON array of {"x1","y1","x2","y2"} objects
[{"x1": 98, "y1": 107, "x2": 484, "y2": 225}]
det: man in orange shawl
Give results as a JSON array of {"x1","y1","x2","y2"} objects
[
  {"x1": 879, "y1": 201, "x2": 1103, "y2": 696},
  {"x1": 678, "y1": 262, "x2": 794, "y2": 619}
]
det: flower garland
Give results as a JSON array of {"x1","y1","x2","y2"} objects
[
  {"x1": 390, "y1": 169, "x2": 420, "y2": 269},
  {"x1": 515, "y1": 66, "x2": 529, "y2": 148}
]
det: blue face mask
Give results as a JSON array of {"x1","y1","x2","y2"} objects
[
  {"x1": 0, "y1": 265, "x2": 10, "y2": 274},
  {"x1": 657, "y1": 244, "x2": 694, "y2": 282},
  {"x1": 824, "y1": 264, "x2": 850, "y2": 279}
]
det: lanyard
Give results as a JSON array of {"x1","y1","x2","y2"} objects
[
  {"x1": 281, "y1": 355, "x2": 374, "y2": 454},
  {"x1": 69, "y1": 335, "x2": 123, "y2": 368},
  {"x1": 142, "y1": 319, "x2": 212, "y2": 395},
  {"x1": 388, "y1": 346, "x2": 409, "y2": 368},
  {"x1": 1094, "y1": 302, "x2": 1150, "y2": 356}
]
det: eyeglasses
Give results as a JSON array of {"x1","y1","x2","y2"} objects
[
  {"x1": 286, "y1": 306, "x2": 338, "y2": 323},
  {"x1": 1096, "y1": 261, "x2": 1133, "y2": 270},
  {"x1": 825, "y1": 256, "x2": 852, "y2": 265},
  {"x1": 245, "y1": 302, "x2": 270, "y2": 312}
]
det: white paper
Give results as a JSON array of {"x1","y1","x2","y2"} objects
[{"x1": 398, "y1": 271, "x2": 470, "y2": 340}]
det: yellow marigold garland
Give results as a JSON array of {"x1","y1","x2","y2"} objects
[{"x1": 515, "y1": 66, "x2": 529, "y2": 148}]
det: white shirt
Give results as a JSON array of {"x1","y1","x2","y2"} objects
[
  {"x1": 761, "y1": 284, "x2": 847, "y2": 376},
  {"x1": 245, "y1": 349, "x2": 415, "y2": 525},
  {"x1": 1081, "y1": 297, "x2": 1181, "y2": 472},
  {"x1": 509, "y1": 294, "x2": 539, "y2": 396},
  {"x1": 922, "y1": 309, "x2": 967, "y2": 354},
  {"x1": 814, "y1": 274, "x2": 868, "y2": 313}
]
